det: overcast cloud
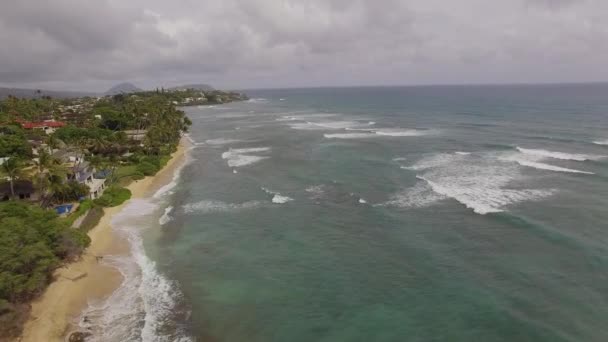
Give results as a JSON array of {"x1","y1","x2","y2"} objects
[{"x1": 0, "y1": 0, "x2": 606, "y2": 91}]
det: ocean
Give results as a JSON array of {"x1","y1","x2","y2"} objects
[{"x1": 85, "y1": 84, "x2": 608, "y2": 341}]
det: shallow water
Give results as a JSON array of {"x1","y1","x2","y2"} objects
[{"x1": 97, "y1": 84, "x2": 608, "y2": 341}]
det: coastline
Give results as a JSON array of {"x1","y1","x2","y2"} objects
[{"x1": 18, "y1": 138, "x2": 189, "y2": 342}]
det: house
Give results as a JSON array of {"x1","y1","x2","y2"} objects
[
  {"x1": 0, "y1": 180, "x2": 39, "y2": 201},
  {"x1": 53, "y1": 149, "x2": 108, "y2": 199},
  {"x1": 20, "y1": 120, "x2": 66, "y2": 134}
]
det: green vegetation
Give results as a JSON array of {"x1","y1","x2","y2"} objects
[
  {"x1": 94, "y1": 186, "x2": 131, "y2": 207},
  {"x1": 0, "y1": 201, "x2": 90, "y2": 333},
  {"x1": 0, "y1": 87, "x2": 245, "y2": 338}
]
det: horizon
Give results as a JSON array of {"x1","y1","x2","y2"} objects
[
  {"x1": 1, "y1": 1, "x2": 607, "y2": 92},
  {"x1": 2, "y1": 80, "x2": 608, "y2": 95}
]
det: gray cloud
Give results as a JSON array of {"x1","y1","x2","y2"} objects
[{"x1": 0, "y1": 0, "x2": 606, "y2": 91}]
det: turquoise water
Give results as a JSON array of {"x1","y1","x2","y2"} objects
[{"x1": 150, "y1": 85, "x2": 608, "y2": 341}]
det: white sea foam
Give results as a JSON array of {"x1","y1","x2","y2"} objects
[
  {"x1": 501, "y1": 153, "x2": 594, "y2": 174},
  {"x1": 262, "y1": 187, "x2": 294, "y2": 204},
  {"x1": 374, "y1": 129, "x2": 434, "y2": 137},
  {"x1": 79, "y1": 199, "x2": 192, "y2": 341},
  {"x1": 325, "y1": 129, "x2": 435, "y2": 139},
  {"x1": 221, "y1": 147, "x2": 271, "y2": 168},
  {"x1": 593, "y1": 140, "x2": 608, "y2": 146},
  {"x1": 272, "y1": 195, "x2": 293, "y2": 204},
  {"x1": 152, "y1": 149, "x2": 193, "y2": 199},
  {"x1": 182, "y1": 200, "x2": 263, "y2": 214},
  {"x1": 247, "y1": 98, "x2": 268, "y2": 103},
  {"x1": 406, "y1": 153, "x2": 555, "y2": 215},
  {"x1": 305, "y1": 185, "x2": 325, "y2": 200},
  {"x1": 358, "y1": 198, "x2": 367, "y2": 204},
  {"x1": 516, "y1": 147, "x2": 604, "y2": 161},
  {"x1": 158, "y1": 206, "x2": 173, "y2": 225},
  {"x1": 392, "y1": 157, "x2": 407, "y2": 162},
  {"x1": 204, "y1": 138, "x2": 243, "y2": 145},
  {"x1": 401, "y1": 153, "x2": 461, "y2": 171},
  {"x1": 289, "y1": 120, "x2": 370, "y2": 131},
  {"x1": 455, "y1": 151, "x2": 471, "y2": 155},
  {"x1": 379, "y1": 182, "x2": 446, "y2": 209},
  {"x1": 324, "y1": 132, "x2": 378, "y2": 139}
]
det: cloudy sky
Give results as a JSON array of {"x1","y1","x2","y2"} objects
[{"x1": 0, "y1": 0, "x2": 606, "y2": 91}]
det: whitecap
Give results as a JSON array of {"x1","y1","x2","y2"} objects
[
  {"x1": 324, "y1": 129, "x2": 435, "y2": 139},
  {"x1": 324, "y1": 132, "x2": 377, "y2": 139},
  {"x1": 262, "y1": 187, "x2": 293, "y2": 204},
  {"x1": 358, "y1": 198, "x2": 367, "y2": 204},
  {"x1": 455, "y1": 151, "x2": 471, "y2": 155},
  {"x1": 501, "y1": 153, "x2": 594, "y2": 174},
  {"x1": 204, "y1": 138, "x2": 243, "y2": 146},
  {"x1": 158, "y1": 206, "x2": 173, "y2": 225},
  {"x1": 392, "y1": 157, "x2": 407, "y2": 162},
  {"x1": 221, "y1": 147, "x2": 271, "y2": 168},
  {"x1": 183, "y1": 200, "x2": 263, "y2": 214},
  {"x1": 406, "y1": 153, "x2": 555, "y2": 215},
  {"x1": 374, "y1": 129, "x2": 434, "y2": 137},
  {"x1": 401, "y1": 153, "x2": 462, "y2": 171},
  {"x1": 516, "y1": 147, "x2": 604, "y2": 161},
  {"x1": 378, "y1": 182, "x2": 446, "y2": 209},
  {"x1": 593, "y1": 140, "x2": 608, "y2": 146}
]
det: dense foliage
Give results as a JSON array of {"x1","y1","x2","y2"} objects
[
  {"x1": 0, "y1": 202, "x2": 90, "y2": 303},
  {"x1": 0, "y1": 126, "x2": 32, "y2": 158},
  {"x1": 93, "y1": 186, "x2": 131, "y2": 207},
  {"x1": 0, "y1": 88, "x2": 245, "y2": 338},
  {"x1": 0, "y1": 95, "x2": 58, "y2": 122}
]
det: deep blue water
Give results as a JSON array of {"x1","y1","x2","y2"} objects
[{"x1": 143, "y1": 84, "x2": 608, "y2": 342}]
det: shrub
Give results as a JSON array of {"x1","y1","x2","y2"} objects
[
  {"x1": 0, "y1": 202, "x2": 90, "y2": 304},
  {"x1": 136, "y1": 161, "x2": 159, "y2": 176},
  {"x1": 94, "y1": 186, "x2": 131, "y2": 207},
  {"x1": 131, "y1": 171, "x2": 145, "y2": 180}
]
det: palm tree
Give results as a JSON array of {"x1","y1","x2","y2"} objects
[
  {"x1": 33, "y1": 150, "x2": 64, "y2": 205},
  {"x1": 1, "y1": 157, "x2": 25, "y2": 199}
]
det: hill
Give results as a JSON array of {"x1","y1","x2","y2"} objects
[
  {"x1": 0, "y1": 87, "x2": 96, "y2": 99},
  {"x1": 105, "y1": 82, "x2": 142, "y2": 95}
]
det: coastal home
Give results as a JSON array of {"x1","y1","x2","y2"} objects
[
  {"x1": 0, "y1": 180, "x2": 39, "y2": 201},
  {"x1": 53, "y1": 149, "x2": 108, "y2": 199},
  {"x1": 20, "y1": 120, "x2": 66, "y2": 134}
]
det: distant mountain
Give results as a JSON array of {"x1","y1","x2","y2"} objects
[
  {"x1": 105, "y1": 82, "x2": 142, "y2": 95},
  {"x1": 0, "y1": 87, "x2": 96, "y2": 99},
  {"x1": 169, "y1": 84, "x2": 215, "y2": 91}
]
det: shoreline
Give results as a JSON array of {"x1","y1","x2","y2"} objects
[{"x1": 18, "y1": 138, "x2": 189, "y2": 342}]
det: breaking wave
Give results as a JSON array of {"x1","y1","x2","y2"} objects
[
  {"x1": 221, "y1": 147, "x2": 271, "y2": 168},
  {"x1": 593, "y1": 140, "x2": 608, "y2": 146},
  {"x1": 78, "y1": 200, "x2": 192, "y2": 342},
  {"x1": 378, "y1": 182, "x2": 446, "y2": 209},
  {"x1": 205, "y1": 138, "x2": 244, "y2": 146},
  {"x1": 324, "y1": 129, "x2": 435, "y2": 139},
  {"x1": 501, "y1": 154, "x2": 594, "y2": 174},
  {"x1": 183, "y1": 200, "x2": 263, "y2": 214},
  {"x1": 404, "y1": 153, "x2": 555, "y2": 215},
  {"x1": 262, "y1": 187, "x2": 294, "y2": 204},
  {"x1": 516, "y1": 147, "x2": 604, "y2": 161},
  {"x1": 158, "y1": 206, "x2": 173, "y2": 225}
]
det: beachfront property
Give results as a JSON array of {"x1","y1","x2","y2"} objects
[
  {"x1": 53, "y1": 149, "x2": 107, "y2": 199},
  {"x1": 0, "y1": 179, "x2": 39, "y2": 201}
]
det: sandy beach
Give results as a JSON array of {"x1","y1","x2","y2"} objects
[{"x1": 17, "y1": 139, "x2": 189, "y2": 342}]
